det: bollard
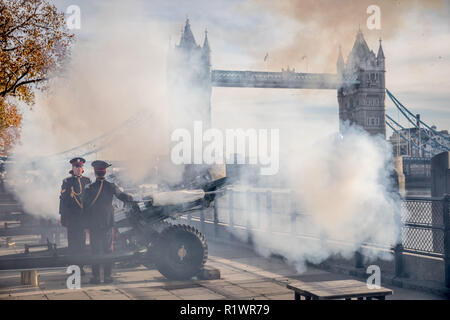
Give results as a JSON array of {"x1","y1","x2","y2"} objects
[
  {"x1": 394, "y1": 243, "x2": 404, "y2": 277},
  {"x1": 431, "y1": 152, "x2": 450, "y2": 254},
  {"x1": 354, "y1": 249, "x2": 364, "y2": 269},
  {"x1": 443, "y1": 194, "x2": 450, "y2": 289}
]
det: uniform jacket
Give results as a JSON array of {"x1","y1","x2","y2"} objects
[
  {"x1": 59, "y1": 175, "x2": 91, "y2": 226},
  {"x1": 83, "y1": 178, "x2": 132, "y2": 230}
]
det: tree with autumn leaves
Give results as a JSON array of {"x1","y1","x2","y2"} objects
[{"x1": 0, "y1": 0, "x2": 74, "y2": 155}]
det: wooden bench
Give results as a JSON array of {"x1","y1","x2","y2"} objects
[{"x1": 287, "y1": 279, "x2": 393, "y2": 300}]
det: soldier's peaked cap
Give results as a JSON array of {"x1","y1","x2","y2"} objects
[
  {"x1": 69, "y1": 157, "x2": 86, "y2": 166},
  {"x1": 92, "y1": 160, "x2": 111, "y2": 172}
]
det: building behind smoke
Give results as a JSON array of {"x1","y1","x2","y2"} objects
[
  {"x1": 337, "y1": 30, "x2": 386, "y2": 137},
  {"x1": 169, "y1": 21, "x2": 388, "y2": 139},
  {"x1": 168, "y1": 19, "x2": 391, "y2": 142},
  {"x1": 388, "y1": 125, "x2": 450, "y2": 157},
  {"x1": 167, "y1": 19, "x2": 211, "y2": 131}
]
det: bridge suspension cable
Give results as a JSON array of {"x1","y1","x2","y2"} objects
[
  {"x1": 385, "y1": 89, "x2": 450, "y2": 152},
  {"x1": 49, "y1": 108, "x2": 152, "y2": 159},
  {"x1": 385, "y1": 114, "x2": 440, "y2": 154},
  {"x1": 385, "y1": 121, "x2": 431, "y2": 156},
  {"x1": 385, "y1": 116, "x2": 431, "y2": 156},
  {"x1": 387, "y1": 89, "x2": 450, "y2": 143}
]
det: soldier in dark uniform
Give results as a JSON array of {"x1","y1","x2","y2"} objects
[
  {"x1": 83, "y1": 160, "x2": 133, "y2": 284},
  {"x1": 59, "y1": 158, "x2": 91, "y2": 272}
]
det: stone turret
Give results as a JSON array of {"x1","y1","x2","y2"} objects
[
  {"x1": 179, "y1": 18, "x2": 198, "y2": 50},
  {"x1": 337, "y1": 30, "x2": 386, "y2": 137},
  {"x1": 202, "y1": 30, "x2": 210, "y2": 62},
  {"x1": 167, "y1": 19, "x2": 212, "y2": 130},
  {"x1": 377, "y1": 39, "x2": 385, "y2": 69}
]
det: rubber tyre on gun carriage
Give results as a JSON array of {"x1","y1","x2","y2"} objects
[{"x1": 149, "y1": 224, "x2": 208, "y2": 280}]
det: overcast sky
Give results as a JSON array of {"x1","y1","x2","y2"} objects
[{"x1": 53, "y1": 0, "x2": 450, "y2": 137}]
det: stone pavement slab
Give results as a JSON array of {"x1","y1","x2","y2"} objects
[
  {"x1": 0, "y1": 234, "x2": 446, "y2": 300},
  {"x1": 201, "y1": 282, "x2": 260, "y2": 299},
  {"x1": 236, "y1": 280, "x2": 292, "y2": 296},
  {"x1": 7, "y1": 293, "x2": 48, "y2": 300},
  {"x1": 46, "y1": 291, "x2": 91, "y2": 300}
]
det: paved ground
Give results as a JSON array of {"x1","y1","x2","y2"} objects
[{"x1": 0, "y1": 234, "x2": 445, "y2": 300}]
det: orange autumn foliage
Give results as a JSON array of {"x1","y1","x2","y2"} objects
[
  {"x1": 0, "y1": 0, "x2": 74, "y2": 155},
  {"x1": 0, "y1": 98, "x2": 21, "y2": 155}
]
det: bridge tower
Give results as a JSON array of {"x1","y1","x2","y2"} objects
[
  {"x1": 337, "y1": 30, "x2": 386, "y2": 137},
  {"x1": 167, "y1": 19, "x2": 212, "y2": 130}
]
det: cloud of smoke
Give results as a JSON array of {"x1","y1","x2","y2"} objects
[
  {"x1": 205, "y1": 1, "x2": 425, "y2": 267},
  {"x1": 218, "y1": 119, "x2": 401, "y2": 270},
  {"x1": 239, "y1": 0, "x2": 446, "y2": 73}
]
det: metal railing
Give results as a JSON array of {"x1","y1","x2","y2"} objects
[{"x1": 400, "y1": 196, "x2": 446, "y2": 256}]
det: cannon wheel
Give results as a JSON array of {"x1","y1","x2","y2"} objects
[
  {"x1": 153, "y1": 224, "x2": 207, "y2": 280},
  {"x1": 140, "y1": 221, "x2": 172, "y2": 269}
]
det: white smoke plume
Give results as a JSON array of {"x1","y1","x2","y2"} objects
[
  {"x1": 216, "y1": 117, "x2": 401, "y2": 269},
  {"x1": 5, "y1": 0, "x2": 179, "y2": 218}
]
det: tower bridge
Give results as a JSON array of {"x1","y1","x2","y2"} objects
[
  {"x1": 168, "y1": 19, "x2": 386, "y2": 136},
  {"x1": 211, "y1": 70, "x2": 359, "y2": 89},
  {"x1": 51, "y1": 19, "x2": 448, "y2": 159},
  {"x1": 49, "y1": 20, "x2": 405, "y2": 158}
]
